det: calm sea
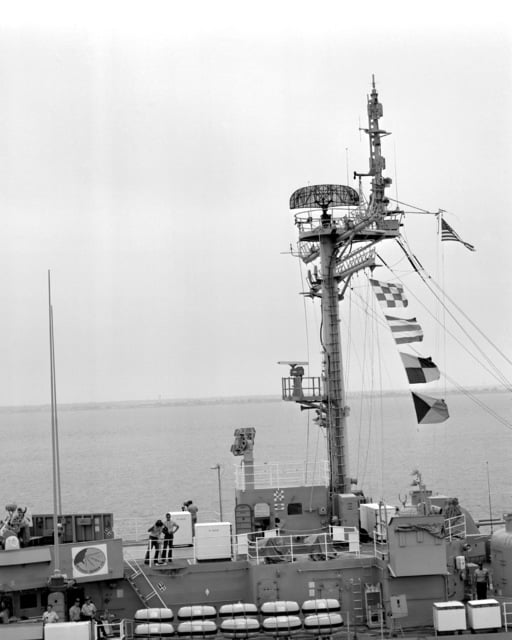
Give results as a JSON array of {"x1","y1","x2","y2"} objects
[{"x1": 2, "y1": 391, "x2": 511, "y2": 530}]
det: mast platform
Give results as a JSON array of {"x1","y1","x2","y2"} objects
[
  {"x1": 281, "y1": 376, "x2": 322, "y2": 402},
  {"x1": 296, "y1": 214, "x2": 401, "y2": 243}
]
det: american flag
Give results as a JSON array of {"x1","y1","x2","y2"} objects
[{"x1": 441, "y1": 218, "x2": 475, "y2": 252}]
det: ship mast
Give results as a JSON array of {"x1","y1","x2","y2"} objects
[{"x1": 286, "y1": 77, "x2": 401, "y2": 508}]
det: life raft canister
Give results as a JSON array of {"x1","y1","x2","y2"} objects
[
  {"x1": 177, "y1": 620, "x2": 217, "y2": 636},
  {"x1": 135, "y1": 608, "x2": 174, "y2": 622},
  {"x1": 220, "y1": 617, "x2": 260, "y2": 638},
  {"x1": 262, "y1": 615, "x2": 302, "y2": 635},
  {"x1": 218, "y1": 603, "x2": 258, "y2": 618},
  {"x1": 303, "y1": 613, "x2": 344, "y2": 634},
  {"x1": 134, "y1": 622, "x2": 175, "y2": 637},
  {"x1": 177, "y1": 605, "x2": 217, "y2": 620},
  {"x1": 260, "y1": 601, "x2": 300, "y2": 616},
  {"x1": 301, "y1": 599, "x2": 341, "y2": 614}
]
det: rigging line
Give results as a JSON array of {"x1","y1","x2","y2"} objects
[
  {"x1": 439, "y1": 368, "x2": 512, "y2": 431},
  {"x1": 356, "y1": 282, "x2": 374, "y2": 487},
  {"x1": 418, "y1": 348, "x2": 508, "y2": 431},
  {"x1": 393, "y1": 140, "x2": 399, "y2": 205},
  {"x1": 409, "y1": 271, "x2": 510, "y2": 389},
  {"x1": 387, "y1": 197, "x2": 440, "y2": 215},
  {"x1": 297, "y1": 254, "x2": 311, "y2": 368},
  {"x1": 403, "y1": 242, "x2": 512, "y2": 390},
  {"x1": 374, "y1": 305, "x2": 386, "y2": 499},
  {"x1": 296, "y1": 252, "x2": 314, "y2": 475},
  {"x1": 352, "y1": 288, "x2": 512, "y2": 431},
  {"x1": 342, "y1": 287, "x2": 353, "y2": 396},
  {"x1": 375, "y1": 244, "x2": 423, "y2": 278},
  {"x1": 437, "y1": 212, "x2": 446, "y2": 462},
  {"x1": 395, "y1": 238, "x2": 512, "y2": 390},
  {"x1": 429, "y1": 276, "x2": 512, "y2": 370},
  {"x1": 352, "y1": 286, "x2": 510, "y2": 415},
  {"x1": 398, "y1": 235, "x2": 512, "y2": 370}
]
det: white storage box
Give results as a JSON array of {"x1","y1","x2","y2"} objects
[
  {"x1": 433, "y1": 601, "x2": 466, "y2": 632},
  {"x1": 467, "y1": 599, "x2": 501, "y2": 630},
  {"x1": 44, "y1": 621, "x2": 94, "y2": 639},
  {"x1": 359, "y1": 503, "x2": 394, "y2": 540},
  {"x1": 169, "y1": 510, "x2": 193, "y2": 546},
  {"x1": 194, "y1": 522, "x2": 232, "y2": 560}
]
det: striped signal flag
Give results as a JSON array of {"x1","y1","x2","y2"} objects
[{"x1": 384, "y1": 315, "x2": 423, "y2": 344}]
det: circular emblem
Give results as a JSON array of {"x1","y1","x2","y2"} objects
[{"x1": 73, "y1": 547, "x2": 107, "y2": 574}]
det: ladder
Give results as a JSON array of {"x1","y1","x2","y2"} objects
[
  {"x1": 351, "y1": 578, "x2": 365, "y2": 626},
  {"x1": 124, "y1": 554, "x2": 167, "y2": 608}
]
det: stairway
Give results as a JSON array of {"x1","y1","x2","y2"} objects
[{"x1": 124, "y1": 554, "x2": 167, "y2": 608}]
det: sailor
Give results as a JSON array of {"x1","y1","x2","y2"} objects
[
  {"x1": 0, "y1": 600, "x2": 10, "y2": 624},
  {"x1": 186, "y1": 501, "x2": 198, "y2": 534},
  {"x1": 42, "y1": 604, "x2": 59, "y2": 624},
  {"x1": 81, "y1": 596, "x2": 97, "y2": 622},
  {"x1": 474, "y1": 563, "x2": 490, "y2": 599},
  {"x1": 144, "y1": 520, "x2": 164, "y2": 564},
  {"x1": 69, "y1": 598, "x2": 81, "y2": 622},
  {"x1": 162, "y1": 513, "x2": 179, "y2": 563},
  {"x1": 290, "y1": 365, "x2": 304, "y2": 399}
]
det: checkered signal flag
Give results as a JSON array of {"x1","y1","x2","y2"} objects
[{"x1": 369, "y1": 279, "x2": 408, "y2": 308}]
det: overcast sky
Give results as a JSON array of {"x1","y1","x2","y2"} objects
[{"x1": 0, "y1": 1, "x2": 510, "y2": 406}]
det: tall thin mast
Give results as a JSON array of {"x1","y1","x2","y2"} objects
[
  {"x1": 48, "y1": 270, "x2": 62, "y2": 574},
  {"x1": 288, "y1": 78, "x2": 401, "y2": 507},
  {"x1": 319, "y1": 216, "x2": 348, "y2": 495}
]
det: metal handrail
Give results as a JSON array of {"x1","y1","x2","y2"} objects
[
  {"x1": 503, "y1": 602, "x2": 512, "y2": 632},
  {"x1": 124, "y1": 549, "x2": 168, "y2": 608},
  {"x1": 244, "y1": 531, "x2": 347, "y2": 564},
  {"x1": 444, "y1": 514, "x2": 466, "y2": 540},
  {"x1": 120, "y1": 525, "x2": 385, "y2": 567},
  {"x1": 234, "y1": 460, "x2": 329, "y2": 490},
  {"x1": 115, "y1": 513, "x2": 218, "y2": 542}
]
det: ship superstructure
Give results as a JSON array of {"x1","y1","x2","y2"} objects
[{"x1": 2, "y1": 78, "x2": 512, "y2": 640}]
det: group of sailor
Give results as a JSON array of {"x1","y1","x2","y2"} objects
[
  {"x1": 144, "y1": 512, "x2": 180, "y2": 565},
  {"x1": 144, "y1": 501, "x2": 198, "y2": 565},
  {"x1": 0, "y1": 503, "x2": 31, "y2": 549},
  {"x1": 43, "y1": 596, "x2": 114, "y2": 637}
]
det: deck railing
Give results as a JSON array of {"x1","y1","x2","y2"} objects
[
  {"x1": 444, "y1": 513, "x2": 466, "y2": 540},
  {"x1": 121, "y1": 525, "x2": 372, "y2": 566},
  {"x1": 114, "y1": 512, "x2": 218, "y2": 542},
  {"x1": 234, "y1": 460, "x2": 329, "y2": 490}
]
